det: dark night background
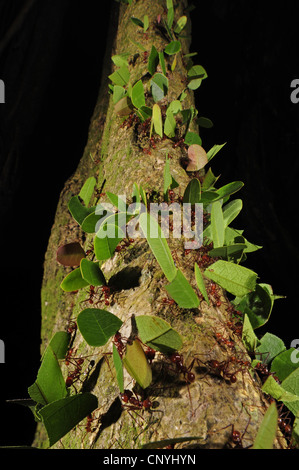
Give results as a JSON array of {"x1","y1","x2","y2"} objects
[{"x1": 0, "y1": 0, "x2": 298, "y2": 447}]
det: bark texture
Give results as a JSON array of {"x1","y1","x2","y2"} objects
[{"x1": 33, "y1": 0, "x2": 286, "y2": 449}]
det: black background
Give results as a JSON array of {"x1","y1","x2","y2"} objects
[{"x1": 0, "y1": 0, "x2": 298, "y2": 447}]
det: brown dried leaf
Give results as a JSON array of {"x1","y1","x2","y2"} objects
[{"x1": 186, "y1": 144, "x2": 208, "y2": 171}]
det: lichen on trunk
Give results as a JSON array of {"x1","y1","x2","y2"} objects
[{"x1": 34, "y1": 0, "x2": 287, "y2": 450}]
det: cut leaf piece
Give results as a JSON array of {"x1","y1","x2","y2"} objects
[
  {"x1": 114, "y1": 95, "x2": 133, "y2": 116},
  {"x1": 28, "y1": 347, "x2": 67, "y2": 406},
  {"x1": 242, "y1": 314, "x2": 259, "y2": 353},
  {"x1": 164, "y1": 40, "x2": 181, "y2": 55},
  {"x1": 194, "y1": 263, "x2": 209, "y2": 304},
  {"x1": 60, "y1": 268, "x2": 89, "y2": 292},
  {"x1": 210, "y1": 200, "x2": 224, "y2": 248},
  {"x1": 81, "y1": 208, "x2": 114, "y2": 234},
  {"x1": 270, "y1": 349, "x2": 299, "y2": 382},
  {"x1": 184, "y1": 131, "x2": 202, "y2": 146},
  {"x1": 108, "y1": 65, "x2": 130, "y2": 86},
  {"x1": 187, "y1": 65, "x2": 207, "y2": 90},
  {"x1": 135, "y1": 315, "x2": 183, "y2": 353},
  {"x1": 235, "y1": 284, "x2": 274, "y2": 329},
  {"x1": 209, "y1": 243, "x2": 246, "y2": 264},
  {"x1": 94, "y1": 224, "x2": 125, "y2": 261},
  {"x1": 150, "y1": 73, "x2": 168, "y2": 102},
  {"x1": 39, "y1": 393, "x2": 98, "y2": 447},
  {"x1": 151, "y1": 103, "x2": 163, "y2": 137},
  {"x1": 68, "y1": 196, "x2": 95, "y2": 226},
  {"x1": 281, "y1": 366, "x2": 299, "y2": 397},
  {"x1": 46, "y1": 332, "x2": 71, "y2": 361},
  {"x1": 186, "y1": 144, "x2": 208, "y2": 172},
  {"x1": 222, "y1": 199, "x2": 243, "y2": 228},
  {"x1": 174, "y1": 16, "x2": 187, "y2": 35},
  {"x1": 79, "y1": 177, "x2": 96, "y2": 207},
  {"x1": 123, "y1": 339, "x2": 152, "y2": 389},
  {"x1": 206, "y1": 143, "x2": 226, "y2": 162},
  {"x1": 252, "y1": 402, "x2": 278, "y2": 449},
  {"x1": 56, "y1": 242, "x2": 86, "y2": 267},
  {"x1": 183, "y1": 178, "x2": 201, "y2": 204},
  {"x1": 255, "y1": 333, "x2": 286, "y2": 365},
  {"x1": 113, "y1": 344, "x2": 124, "y2": 393},
  {"x1": 131, "y1": 80, "x2": 145, "y2": 109},
  {"x1": 215, "y1": 181, "x2": 244, "y2": 200},
  {"x1": 77, "y1": 308, "x2": 123, "y2": 347},
  {"x1": 148, "y1": 45, "x2": 159, "y2": 75},
  {"x1": 80, "y1": 259, "x2": 106, "y2": 287},
  {"x1": 204, "y1": 260, "x2": 257, "y2": 297},
  {"x1": 139, "y1": 212, "x2": 177, "y2": 282},
  {"x1": 262, "y1": 375, "x2": 299, "y2": 417},
  {"x1": 165, "y1": 269, "x2": 200, "y2": 308}
]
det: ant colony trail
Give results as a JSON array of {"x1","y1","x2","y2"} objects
[{"x1": 19, "y1": 0, "x2": 297, "y2": 451}]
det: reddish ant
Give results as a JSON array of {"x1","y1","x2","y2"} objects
[
  {"x1": 167, "y1": 352, "x2": 195, "y2": 384},
  {"x1": 65, "y1": 357, "x2": 95, "y2": 389},
  {"x1": 143, "y1": 147, "x2": 151, "y2": 156},
  {"x1": 144, "y1": 346, "x2": 156, "y2": 365},
  {"x1": 207, "y1": 281, "x2": 222, "y2": 307},
  {"x1": 66, "y1": 319, "x2": 77, "y2": 336},
  {"x1": 113, "y1": 331, "x2": 128, "y2": 359},
  {"x1": 81, "y1": 285, "x2": 98, "y2": 306},
  {"x1": 121, "y1": 389, "x2": 153, "y2": 411},
  {"x1": 196, "y1": 355, "x2": 247, "y2": 384},
  {"x1": 115, "y1": 238, "x2": 135, "y2": 253},
  {"x1": 143, "y1": 51, "x2": 149, "y2": 63},
  {"x1": 120, "y1": 112, "x2": 139, "y2": 129},
  {"x1": 172, "y1": 137, "x2": 186, "y2": 149},
  {"x1": 227, "y1": 420, "x2": 252, "y2": 448},
  {"x1": 277, "y1": 404, "x2": 293, "y2": 442},
  {"x1": 253, "y1": 361, "x2": 280, "y2": 384},
  {"x1": 101, "y1": 285, "x2": 111, "y2": 306},
  {"x1": 209, "y1": 416, "x2": 252, "y2": 448},
  {"x1": 214, "y1": 332, "x2": 235, "y2": 350}
]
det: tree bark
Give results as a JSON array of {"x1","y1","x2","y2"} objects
[{"x1": 32, "y1": 0, "x2": 287, "y2": 449}]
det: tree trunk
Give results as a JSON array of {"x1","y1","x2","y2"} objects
[{"x1": 32, "y1": 0, "x2": 286, "y2": 449}]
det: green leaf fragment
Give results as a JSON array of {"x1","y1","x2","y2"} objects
[
  {"x1": 68, "y1": 196, "x2": 95, "y2": 226},
  {"x1": 60, "y1": 268, "x2": 89, "y2": 292},
  {"x1": 151, "y1": 103, "x2": 163, "y2": 138},
  {"x1": 39, "y1": 393, "x2": 98, "y2": 447},
  {"x1": 148, "y1": 45, "x2": 159, "y2": 75},
  {"x1": 204, "y1": 260, "x2": 257, "y2": 297},
  {"x1": 255, "y1": 333, "x2": 286, "y2": 364},
  {"x1": 113, "y1": 344, "x2": 124, "y2": 393},
  {"x1": 123, "y1": 339, "x2": 152, "y2": 389},
  {"x1": 164, "y1": 40, "x2": 181, "y2": 55},
  {"x1": 108, "y1": 65, "x2": 130, "y2": 86},
  {"x1": 206, "y1": 143, "x2": 226, "y2": 162},
  {"x1": 94, "y1": 224, "x2": 125, "y2": 260},
  {"x1": 252, "y1": 402, "x2": 278, "y2": 449},
  {"x1": 165, "y1": 269, "x2": 200, "y2": 309},
  {"x1": 242, "y1": 314, "x2": 259, "y2": 352},
  {"x1": 150, "y1": 73, "x2": 168, "y2": 102},
  {"x1": 210, "y1": 200, "x2": 224, "y2": 248},
  {"x1": 131, "y1": 80, "x2": 145, "y2": 109},
  {"x1": 139, "y1": 212, "x2": 177, "y2": 282},
  {"x1": 135, "y1": 315, "x2": 183, "y2": 353},
  {"x1": 183, "y1": 178, "x2": 201, "y2": 204},
  {"x1": 28, "y1": 347, "x2": 67, "y2": 406},
  {"x1": 77, "y1": 308, "x2": 123, "y2": 347},
  {"x1": 80, "y1": 259, "x2": 106, "y2": 287},
  {"x1": 194, "y1": 263, "x2": 209, "y2": 304},
  {"x1": 79, "y1": 177, "x2": 96, "y2": 206},
  {"x1": 271, "y1": 349, "x2": 299, "y2": 382}
]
